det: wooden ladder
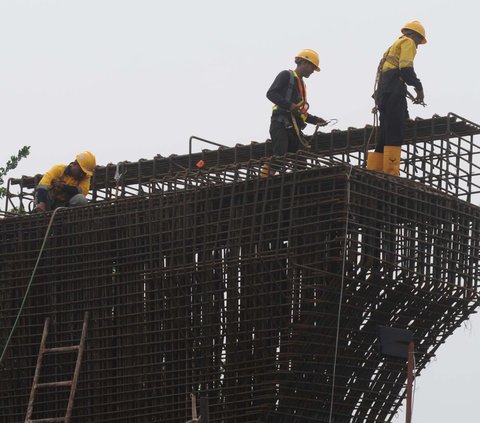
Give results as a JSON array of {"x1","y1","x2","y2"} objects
[{"x1": 25, "y1": 311, "x2": 89, "y2": 423}]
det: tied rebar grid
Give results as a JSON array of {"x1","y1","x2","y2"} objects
[
  {"x1": 1, "y1": 156, "x2": 480, "y2": 423},
  {"x1": 4, "y1": 113, "x2": 480, "y2": 214}
]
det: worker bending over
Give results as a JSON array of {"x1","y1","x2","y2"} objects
[
  {"x1": 264, "y1": 49, "x2": 327, "y2": 175},
  {"x1": 35, "y1": 151, "x2": 96, "y2": 212},
  {"x1": 367, "y1": 21, "x2": 426, "y2": 176}
]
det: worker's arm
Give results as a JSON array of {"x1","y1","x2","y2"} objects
[
  {"x1": 77, "y1": 176, "x2": 91, "y2": 197},
  {"x1": 266, "y1": 70, "x2": 295, "y2": 111},
  {"x1": 399, "y1": 38, "x2": 423, "y2": 92},
  {"x1": 37, "y1": 165, "x2": 64, "y2": 190},
  {"x1": 35, "y1": 165, "x2": 65, "y2": 207},
  {"x1": 305, "y1": 114, "x2": 327, "y2": 126}
]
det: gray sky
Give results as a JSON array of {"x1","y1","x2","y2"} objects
[{"x1": 1, "y1": 0, "x2": 479, "y2": 421}]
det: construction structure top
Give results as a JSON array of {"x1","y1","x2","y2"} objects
[{"x1": 4, "y1": 113, "x2": 480, "y2": 213}]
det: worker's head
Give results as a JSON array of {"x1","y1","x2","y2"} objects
[
  {"x1": 74, "y1": 151, "x2": 96, "y2": 177},
  {"x1": 294, "y1": 49, "x2": 320, "y2": 77},
  {"x1": 401, "y1": 21, "x2": 427, "y2": 45}
]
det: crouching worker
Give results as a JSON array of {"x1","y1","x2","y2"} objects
[{"x1": 34, "y1": 151, "x2": 96, "y2": 212}]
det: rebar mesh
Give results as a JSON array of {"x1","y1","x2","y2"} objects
[
  {"x1": 4, "y1": 113, "x2": 480, "y2": 214},
  {"x1": 1, "y1": 152, "x2": 480, "y2": 421}
]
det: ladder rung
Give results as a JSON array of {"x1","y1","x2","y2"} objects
[
  {"x1": 29, "y1": 418, "x2": 65, "y2": 422},
  {"x1": 44, "y1": 345, "x2": 79, "y2": 353},
  {"x1": 36, "y1": 380, "x2": 72, "y2": 388}
]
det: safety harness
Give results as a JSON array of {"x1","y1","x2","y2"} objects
[
  {"x1": 272, "y1": 70, "x2": 311, "y2": 147},
  {"x1": 273, "y1": 71, "x2": 309, "y2": 121}
]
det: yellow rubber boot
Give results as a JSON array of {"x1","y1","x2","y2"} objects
[
  {"x1": 366, "y1": 151, "x2": 383, "y2": 171},
  {"x1": 383, "y1": 146, "x2": 401, "y2": 176},
  {"x1": 260, "y1": 163, "x2": 271, "y2": 178}
]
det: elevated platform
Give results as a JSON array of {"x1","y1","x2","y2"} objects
[{"x1": 1, "y1": 149, "x2": 480, "y2": 421}]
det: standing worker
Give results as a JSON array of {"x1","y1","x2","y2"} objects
[
  {"x1": 34, "y1": 151, "x2": 96, "y2": 212},
  {"x1": 263, "y1": 49, "x2": 327, "y2": 176},
  {"x1": 367, "y1": 21, "x2": 427, "y2": 176}
]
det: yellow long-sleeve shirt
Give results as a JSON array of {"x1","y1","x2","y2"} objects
[
  {"x1": 37, "y1": 164, "x2": 91, "y2": 202},
  {"x1": 377, "y1": 36, "x2": 423, "y2": 97}
]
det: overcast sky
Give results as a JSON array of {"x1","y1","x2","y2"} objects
[{"x1": 1, "y1": 0, "x2": 479, "y2": 421}]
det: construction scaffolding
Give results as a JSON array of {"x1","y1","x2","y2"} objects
[{"x1": 1, "y1": 113, "x2": 480, "y2": 422}]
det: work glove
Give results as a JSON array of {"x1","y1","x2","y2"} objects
[
  {"x1": 413, "y1": 88, "x2": 425, "y2": 104},
  {"x1": 316, "y1": 117, "x2": 328, "y2": 127}
]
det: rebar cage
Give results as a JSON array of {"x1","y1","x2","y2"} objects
[
  {"x1": 4, "y1": 113, "x2": 480, "y2": 214},
  {"x1": 1, "y1": 113, "x2": 480, "y2": 422}
]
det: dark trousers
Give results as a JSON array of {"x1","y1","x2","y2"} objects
[
  {"x1": 269, "y1": 120, "x2": 303, "y2": 156},
  {"x1": 375, "y1": 92, "x2": 408, "y2": 153}
]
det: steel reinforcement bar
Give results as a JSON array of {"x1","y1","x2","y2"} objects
[
  {"x1": 4, "y1": 113, "x2": 480, "y2": 214},
  {"x1": 1, "y1": 159, "x2": 479, "y2": 422}
]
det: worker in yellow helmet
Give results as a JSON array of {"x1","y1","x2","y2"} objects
[
  {"x1": 263, "y1": 49, "x2": 327, "y2": 176},
  {"x1": 34, "y1": 151, "x2": 96, "y2": 212},
  {"x1": 367, "y1": 21, "x2": 427, "y2": 176}
]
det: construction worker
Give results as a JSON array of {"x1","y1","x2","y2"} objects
[
  {"x1": 367, "y1": 21, "x2": 426, "y2": 176},
  {"x1": 263, "y1": 49, "x2": 327, "y2": 176},
  {"x1": 34, "y1": 151, "x2": 96, "y2": 212}
]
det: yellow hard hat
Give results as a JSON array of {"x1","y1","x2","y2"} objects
[
  {"x1": 76, "y1": 151, "x2": 96, "y2": 176},
  {"x1": 295, "y1": 49, "x2": 320, "y2": 71},
  {"x1": 401, "y1": 20, "x2": 427, "y2": 44}
]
